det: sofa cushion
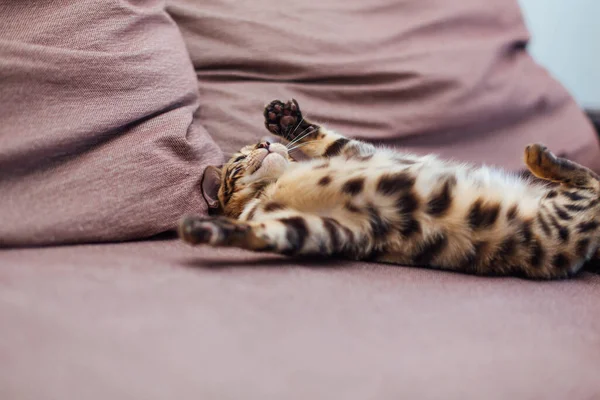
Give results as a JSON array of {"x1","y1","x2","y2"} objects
[
  {"x1": 0, "y1": 0, "x2": 222, "y2": 246},
  {"x1": 1, "y1": 239, "x2": 599, "y2": 398},
  {"x1": 168, "y1": 0, "x2": 600, "y2": 171}
]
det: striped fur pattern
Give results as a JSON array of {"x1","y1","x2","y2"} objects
[{"x1": 179, "y1": 99, "x2": 600, "y2": 279}]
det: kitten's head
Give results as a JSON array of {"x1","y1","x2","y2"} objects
[{"x1": 202, "y1": 139, "x2": 293, "y2": 218}]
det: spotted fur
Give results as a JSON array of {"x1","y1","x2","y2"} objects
[{"x1": 179, "y1": 99, "x2": 600, "y2": 279}]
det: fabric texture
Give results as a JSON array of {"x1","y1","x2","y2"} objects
[
  {"x1": 1, "y1": 239, "x2": 599, "y2": 399},
  {"x1": 0, "y1": 1, "x2": 222, "y2": 246},
  {"x1": 168, "y1": 0, "x2": 600, "y2": 172},
  {"x1": 2, "y1": 2, "x2": 600, "y2": 398}
]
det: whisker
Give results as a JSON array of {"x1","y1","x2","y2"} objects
[
  {"x1": 287, "y1": 140, "x2": 316, "y2": 152},
  {"x1": 286, "y1": 126, "x2": 315, "y2": 148},
  {"x1": 286, "y1": 114, "x2": 312, "y2": 146},
  {"x1": 287, "y1": 132, "x2": 313, "y2": 149},
  {"x1": 288, "y1": 115, "x2": 305, "y2": 141}
]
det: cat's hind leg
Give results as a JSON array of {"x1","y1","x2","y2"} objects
[
  {"x1": 526, "y1": 144, "x2": 600, "y2": 277},
  {"x1": 264, "y1": 99, "x2": 376, "y2": 159},
  {"x1": 524, "y1": 143, "x2": 600, "y2": 190}
]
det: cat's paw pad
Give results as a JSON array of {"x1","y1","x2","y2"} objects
[
  {"x1": 178, "y1": 216, "x2": 248, "y2": 246},
  {"x1": 263, "y1": 98, "x2": 316, "y2": 139}
]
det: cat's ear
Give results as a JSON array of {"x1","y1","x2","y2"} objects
[{"x1": 201, "y1": 165, "x2": 223, "y2": 209}]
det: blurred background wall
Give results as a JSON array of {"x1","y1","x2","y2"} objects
[{"x1": 518, "y1": 0, "x2": 600, "y2": 109}]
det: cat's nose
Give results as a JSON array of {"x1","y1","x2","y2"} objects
[{"x1": 256, "y1": 141, "x2": 270, "y2": 150}]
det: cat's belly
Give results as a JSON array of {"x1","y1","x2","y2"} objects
[{"x1": 272, "y1": 153, "x2": 546, "y2": 220}]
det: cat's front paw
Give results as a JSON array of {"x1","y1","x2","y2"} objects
[
  {"x1": 178, "y1": 215, "x2": 249, "y2": 247},
  {"x1": 263, "y1": 99, "x2": 318, "y2": 140}
]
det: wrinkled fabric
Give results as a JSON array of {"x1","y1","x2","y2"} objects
[
  {"x1": 168, "y1": 0, "x2": 600, "y2": 171},
  {"x1": 1, "y1": 239, "x2": 599, "y2": 399},
  {"x1": 2, "y1": 0, "x2": 598, "y2": 248},
  {"x1": 2, "y1": 2, "x2": 600, "y2": 397},
  {"x1": 0, "y1": 1, "x2": 222, "y2": 246}
]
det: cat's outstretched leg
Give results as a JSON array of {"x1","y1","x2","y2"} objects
[
  {"x1": 525, "y1": 143, "x2": 600, "y2": 190},
  {"x1": 264, "y1": 99, "x2": 376, "y2": 159},
  {"x1": 179, "y1": 212, "x2": 371, "y2": 259}
]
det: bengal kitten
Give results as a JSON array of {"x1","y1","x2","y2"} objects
[{"x1": 179, "y1": 99, "x2": 600, "y2": 279}]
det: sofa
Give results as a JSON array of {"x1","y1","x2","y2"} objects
[{"x1": 1, "y1": 1, "x2": 600, "y2": 398}]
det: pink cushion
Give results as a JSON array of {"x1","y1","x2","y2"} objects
[
  {"x1": 168, "y1": 0, "x2": 600, "y2": 170},
  {"x1": 0, "y1": 1, "x2": 222, "y2": 246}
]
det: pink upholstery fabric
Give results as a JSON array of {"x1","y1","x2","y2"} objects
[
  {"x1": 0, "y1": 1, "x2": 222, "y2": 246},
  {"x1": 168, "y1": 0, "x2": 600, "y2": 171},
  {"x1": 1, "y1": 239, "x2": 599, "y2": 399},
  {"x1": 3, "y1": 4, "x2": 600, "y2": 396}
]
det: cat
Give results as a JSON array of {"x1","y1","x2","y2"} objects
[{"x1": 179, "y1": 98, "x2": 600, "y2": 279}]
